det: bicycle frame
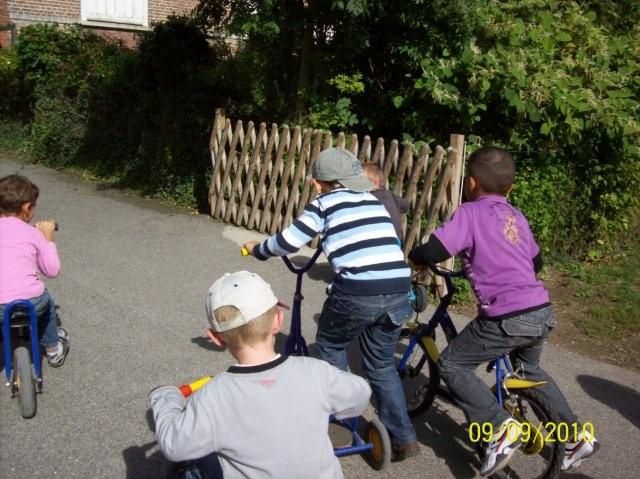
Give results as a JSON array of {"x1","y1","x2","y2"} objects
[
  {"x1": 398, "y1": 269, "x2": 544, "y2": 405},
  {"x1": 2, "y1": 300, "x2": 43, "y2": 386}
]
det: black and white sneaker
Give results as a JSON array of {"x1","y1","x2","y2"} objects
[
  {"x1": 479, "y1": 418, "x2": 522, "y2": 476},
  {"x1": 562, "y1": 431, "x2": 599, "y2": 471},
  {"x1": 46, "y1": 338, "x2": 70, "y2": 368}
]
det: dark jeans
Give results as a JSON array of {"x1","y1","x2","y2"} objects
[
  {"x1": 176, "y1": 453, "x2": 223, "y2": 479},
  {"x1": 438, "y1": 306, "x2": 578, "y2": 428},
  {"x1": 315, "y1": 290, "x2": 417, "y2": 445},
  {"x1": 0, "y1": 290, "x2": 59, "y2": 348}
]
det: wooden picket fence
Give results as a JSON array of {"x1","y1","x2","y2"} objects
[{"x1": 208, "y1": 109, "x2": 465, "y2": 256}]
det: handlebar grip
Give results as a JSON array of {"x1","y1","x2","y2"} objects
[
  {"x1": 240, "y1": 247, "x2": 250, "y2": 257},
  {"x1": 55, "y1": 222, "x2": 59, "y2": 231},
  {"x1": 179, "y1": 376, "x2": 213, "y2": 398}
]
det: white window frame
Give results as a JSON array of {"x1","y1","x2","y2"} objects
[{"x1": 81, "y1": 0, "x2": 149, "y2": 28}]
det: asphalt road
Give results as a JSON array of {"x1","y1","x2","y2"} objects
[{"x1": 0, "y1": 157, "x2": 638, "y2": 478}]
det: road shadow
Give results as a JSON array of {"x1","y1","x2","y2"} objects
[
  {"x1": 577, "y1": 375, "x2": 640, "y2": 429},
  {"x1": 413, "y1": 401, "x2": 479, "y2": 478},
  {"x1": 306, "y1": 262, "x2": 333, "y2": 284},
  {"x1": 190, "y1": 335, "x2": 224, "y2": 352},
  {"x1": 122, "y1": 409, "x2": 176, "y2": 478},
  {"x1": 122, "y1": 441, "x2": 175, "y2": 479}
]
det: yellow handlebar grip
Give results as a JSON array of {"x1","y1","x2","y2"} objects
[
  {"x1": 241, "y1": 246, "x2": 250, "y2": 256},
  {"x1": 190, "y1": 376, "x2": 213, "y2": 391},
  {"x1": 179, "y1": 375, "x2": 213, "y2": 397}
]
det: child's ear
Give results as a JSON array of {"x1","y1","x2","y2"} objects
[
  {"x1": 206, "y1": 328, "x2": 226, "y2": 349},
  {"x1": 20, "y1": 202, "x2": 33, "y2": 219},
  {"x1": 273, "y1": 310, "x2": 284, "y2": 334}
]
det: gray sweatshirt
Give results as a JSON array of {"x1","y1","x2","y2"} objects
[{"x1": 150, "y1": 355, "x2": 371, "y2": 479}]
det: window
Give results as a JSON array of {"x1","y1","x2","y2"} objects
[{"x1": 81, "y1": 0, "x2": 148, "y2": 27}]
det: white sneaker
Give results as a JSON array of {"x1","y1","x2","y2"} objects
[
  {"x1": 480, "y1": 418, "x2": 522, "y2": 476},
  {"x1": 58, "y1": 327, "x2": 69, "y2": 341},
  {"x1": 46, "y1": 338, "x2": 70, "y2": 368},
  {"x1": 562, "y1": 430, "x2": 599, "y2": 471}
]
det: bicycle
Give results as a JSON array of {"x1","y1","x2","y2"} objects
[
  {"x1": 397, "y1": 264, "x2": 565, "y2": 478},
  {"x1": 241, "y1": 246, "x2": 392, "y2": 470},
  {"x1": 1, "y1": 222, "x2": 61, "y2": 419}
]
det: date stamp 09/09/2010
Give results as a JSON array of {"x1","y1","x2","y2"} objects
[{"x1": 468, "y1": 421, "x2": 595, "y2": 444}]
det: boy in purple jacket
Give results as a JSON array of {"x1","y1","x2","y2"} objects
[{"x1": 408, "y1": 147, "x2": 598, "y2": 476}]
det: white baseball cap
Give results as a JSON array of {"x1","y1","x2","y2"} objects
[{"x1": 205, "y1": 271, "x2": 288, "y2": 332}]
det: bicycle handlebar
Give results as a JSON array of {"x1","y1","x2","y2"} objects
[{"x1": 421, "y1": 259, "x2": 466, "y2": 278}]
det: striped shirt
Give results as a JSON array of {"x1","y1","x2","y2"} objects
[{"x1": 254, "y1": 188, "x2": 411, "y2": 295}]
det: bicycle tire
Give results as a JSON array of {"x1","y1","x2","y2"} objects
[
  {"x1": 501, "y1": 387, "x2": 564, "y2": 479},
  {"x1": 399, "y1": 334, "x2": 440, "y2": 418},
  {"x1": 364, "y1": 418, "x2": 392, "y2": 471},
  {"x1": 14, "y1": 346, "x2": 36, "y2": 419}
]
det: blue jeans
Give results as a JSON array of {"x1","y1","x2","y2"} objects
[
  {"x1": 0, "y1": 290, "x2": 59, "y2": 348},
  {"x1": 438, "y1": 306, "x2": 578, "y2": 429},
  {"x1": 176, "y1": 453, "x2": 223, "y2": 479},
  {"x1": 315, "y1": 290, "x2": 417, "y2": 445}
]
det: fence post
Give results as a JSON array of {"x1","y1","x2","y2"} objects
[{"x1": 436, "y1": 133, "x2": 465, "y2": 297}]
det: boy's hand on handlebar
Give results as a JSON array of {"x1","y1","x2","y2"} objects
[
  {"x1": 242, "y1": 240, "x2": 260, "y2": 256},
  {"x1": 36, "y1": 220, "x2": 56, "y2": 241},
  {"x1": 408, "y1": 258, "x2": 427, "y2": 271}
]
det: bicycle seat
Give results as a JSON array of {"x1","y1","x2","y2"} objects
[{"x1": 4, "y1": 309, "x2": 31, "y2": 328}]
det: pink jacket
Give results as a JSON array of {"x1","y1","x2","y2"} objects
[{"x1": 0, "y1": 217, "x2": 60, "y2": 304}]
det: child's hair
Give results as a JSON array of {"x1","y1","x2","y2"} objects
[
  {"x1": 0, "y1": 174, "x2": 39, "y2": 215},
  {"x1": 467, "y1": 147, "x2": 515, "y2": 195},
  {"x1": 363, "y1": 163, "x2": 386, "y2": 187},
  {"x1": 212, "y1": 305, "x2": 277, "y2": 349},
  {"x1": 315, "y1": 179, "x2": 343, "y2": 191}
]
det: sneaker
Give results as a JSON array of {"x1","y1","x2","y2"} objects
[
  {"x1": 57, "y1": 327, "x2": 69, "y2": 341},
  {"x1": 479, "y1": 418, "x2": 522, "y2": 476},
  {"x1": 46, "y1": 338, "x2": 70, "y2": 368},
  {"x1": 392, "y1": 441, "x2": 420, "y2": 462},
  {"x1": 562, "y1": 430, "x2": 599, "y2": 471}
]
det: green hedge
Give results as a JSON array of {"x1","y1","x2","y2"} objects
[{"x1": 3, "y1": 19, "x2": 229, "y2": 209}]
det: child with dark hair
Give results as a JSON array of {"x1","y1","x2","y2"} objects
[
  {"x1": 363, "y1": 163, "x2": 409, "y2": 241},
  {"x1": 408, "y1": 147, "x2": 598, "y2": 476},
  {"x1": 0, "y1": 174, "x2": 69, "y2": 367}
]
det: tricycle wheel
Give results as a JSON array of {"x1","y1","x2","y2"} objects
[
  {"x1": 14, "y1": 346, "x2": 36, "y2": 419},
  {"x1": 364, "y1": 418, "x2": 391, "y2": 471}
]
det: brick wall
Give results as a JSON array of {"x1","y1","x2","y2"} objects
[
  {"x1": 1, "y1": 0, "x2": 12, "y2": 47},
  {"x1": 8, "y1": 0, "x2": 80, "y2": 26},
  {"x1": 149, "y1": 0, "x2": 199, "y2": 24},
  {"x1": 3, "y1": 0, "x2": 201, "y2": 48}
]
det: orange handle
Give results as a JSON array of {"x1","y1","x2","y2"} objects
[{"x1": 179, "y1": 376, "x2": 213, "y2": 397}]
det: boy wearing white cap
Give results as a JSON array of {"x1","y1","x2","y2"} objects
[
  {"x1": 243, "y1": 147, "x2": 419, "y2": 460},
  {"x1": 149, "y1": 270, "x2": 371, "y2": 479}
]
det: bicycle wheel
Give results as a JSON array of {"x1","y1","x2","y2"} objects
[
  {"x1": 399, "y1": 332, "x2": 440, "y2": 417},
  {"x1": 14, "y1": 346, "x2": 36, "y2": 419},
  {"x1": 500, "y1": 388, "x2": 564, "y2": 479}
]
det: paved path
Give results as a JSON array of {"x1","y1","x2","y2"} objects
[{"x1": 0, "y1": 157, "x2": 638, "y2": 478}]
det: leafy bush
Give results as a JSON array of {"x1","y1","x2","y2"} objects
[
  {"x1": 399, "y1": 1, "x2": 640, "y2": 254},
  {"x1": 0, "y1": 48, "x2": 26, "y2": 117},
  {"x1": 29, "y1": 93, "x2": 87, "y2": 166}
]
